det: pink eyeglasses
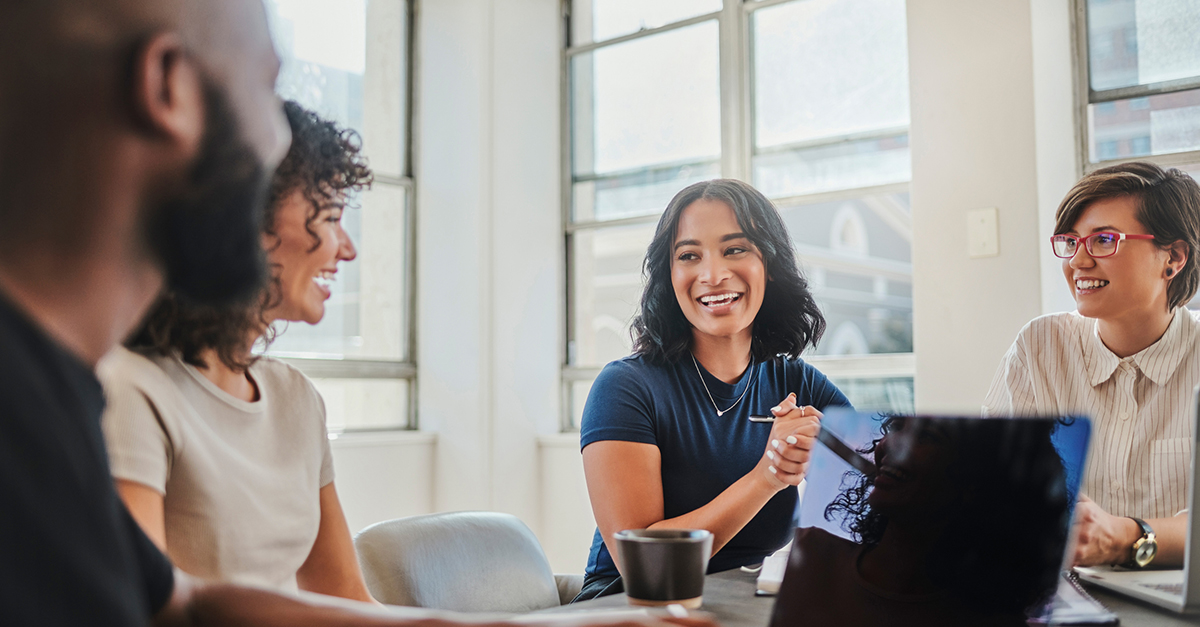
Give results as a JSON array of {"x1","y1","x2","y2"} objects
[{"x1": 1050, "y1": 231, "x2": 1155, "y2": 259}]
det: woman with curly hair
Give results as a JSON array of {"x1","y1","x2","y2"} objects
[
  {"x1": 575, "y1": 179, "x2": 851, "y2": 601},
  {"x1": 97, "y1": 101, "x2": 376, "y2": 601}
]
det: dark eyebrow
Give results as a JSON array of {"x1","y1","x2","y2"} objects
[{"x1": 674, "y1": 233, "x2": 749, "y2": 251}]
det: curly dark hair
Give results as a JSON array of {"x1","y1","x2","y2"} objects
[
  {"x1": 631, "y1": 179, "x2": 825, "y2": 364},
  {"x1": 825, "y1": 415, "x2": 1071, "y2": 615},
  {"x1": 129, "y1": 101, "x2": 373, "y2": 372}
]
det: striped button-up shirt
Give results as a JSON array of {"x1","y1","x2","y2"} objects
[{"x1": 983, "y1": 307, "x2": 1198, "y2": 519}]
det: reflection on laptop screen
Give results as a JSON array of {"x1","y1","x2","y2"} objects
[{"x1": 769, "y1": 411, "x2": 1090, "y2": 627}]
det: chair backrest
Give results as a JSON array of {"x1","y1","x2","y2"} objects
[{"x1": 354, "y1": 511, "x2": 562, "y2": 613}]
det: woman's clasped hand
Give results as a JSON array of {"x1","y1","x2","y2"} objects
[{"x1": 759, "y1": 393, "x2": 821, "y2": 489}]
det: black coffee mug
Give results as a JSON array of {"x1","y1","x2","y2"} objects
[{"x1": 614, "y1": 529, "x2": 713, "y2": 608}]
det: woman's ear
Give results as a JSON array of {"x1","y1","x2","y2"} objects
[{"x1": 1167, "y1": 240, "x2": 1189, "y2": 279}]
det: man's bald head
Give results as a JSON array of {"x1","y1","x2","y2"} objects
[
  {"x1": 0, "y1": 0, "x2": 289, "y2": 305},
  {"x1": 0, "y1": 0, "x2": 283, "y2": 163}
]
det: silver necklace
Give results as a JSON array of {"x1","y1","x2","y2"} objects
[{"x1": 691, "y1": 353, "x2": 755, "y2": 417}]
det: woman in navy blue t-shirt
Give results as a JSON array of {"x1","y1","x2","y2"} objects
[{"x1": 576, "y1": 179, "x2": 851, "y2": 601}]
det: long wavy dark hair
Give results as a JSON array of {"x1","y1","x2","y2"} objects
[
  {"x1": 128, "y1": 101, "x2": 373, "y2": 371},
  {"x1": 630, "y1": 179, "x2": 825, "y2": 364},
  {"x1": 825, "y1": 416, "x2": 1071, "y2": 615}
]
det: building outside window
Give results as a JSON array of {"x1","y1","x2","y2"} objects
[
  {"x1": 1081, "y1": 0, "x2": 1200, "y2": 171},
  {"x1": 264, "y1": 0, "x2": 416, "y2": 432},
  {"x1": 564, "y1": 0, "x2": 915, "y2": 429}
]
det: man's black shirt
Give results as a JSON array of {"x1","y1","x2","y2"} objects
[{"x1": 0, "y1": 292, "x2": 174, "y2": 625}]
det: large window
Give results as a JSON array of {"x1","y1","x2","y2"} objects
[
  {"x1": 265, "y1": 0, "x2": 416, "y2": 432},
  {"x1": 1079, "y1": 0, "x2": 1200, "y2": 169},
  {"x1": 564, "y1": 0, "x2": 914, "y2": 429}
]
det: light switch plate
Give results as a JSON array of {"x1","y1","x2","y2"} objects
[{"x1": 967, "y1": 207, "x2": 999, "y2": 258}]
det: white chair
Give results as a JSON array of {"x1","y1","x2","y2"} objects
[{"x1": 355, "y1": 511, "x2": 584, "y2": 612}]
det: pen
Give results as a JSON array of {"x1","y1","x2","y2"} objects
[{"x1": 748, "y1": 415, "x2": 877, "y2": 476}]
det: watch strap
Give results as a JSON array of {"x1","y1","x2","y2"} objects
[
  {"x1": 1129, "y1": 517, "x2": 1154, "y2": 539},
  {"x1": 1123, "y1": 517, "x2": 1155, "y2": 569}
]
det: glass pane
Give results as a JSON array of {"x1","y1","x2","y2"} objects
[
  {"x1": 571, "y1": 21, "x2": 721, "y2": 177},
  {"x1": 571, "y1": 223, "x2": 656, "y2": 367},
  {"x1": 1088, "y1": 88, "x2": 1200, "y2": 161},
  {"x1": 267, "y1": 185, "x2": 408, "y2": 360},
  {"x1": 827, "y1": 376, "x2": 914, "y2": 414},
  {"x1": 778, "y1": 193, "x2": 913, "y2": 356},
  {"x1": 569, "y1": 379, "x2": 595, "y2": 431},
  {"x1": 753, "y1": 134, "x2": 910, "y2": 198},
  {"x1": 267, "y1": 0, "x2": 407, "y2": 178},
  {"x1": 571, "y1": 0, "x2": 722, "y2": 46},
  {"x1": 753, "y1": 0, "x2": 909, "y2": 148},
  {"x1": 311, "y1": 378, "x2": 409, "y2": 432},
  {"x1": 573, "y1": 161, "x2": 719, "y2": 222},
  {"x1": 751, "y1": 0, "x2": 910, "y2": 196},
  {"x1": 1087, "y1": 0, "x2": 1200, "y2": 92}
]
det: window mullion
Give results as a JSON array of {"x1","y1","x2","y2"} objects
[{"x1": 719, "y1": 0, "x2": 749, "y2": 181}]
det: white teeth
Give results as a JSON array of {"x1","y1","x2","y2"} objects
[
  {"x1": 700, "y1": 292, "x2": 740, "y2": 305},
  {"x1": 1075, "y1": 279, "x2": 1109, "y2": 290},
  {"x1": 313, "y1": 272, "x2": 335, "y2": 290}
]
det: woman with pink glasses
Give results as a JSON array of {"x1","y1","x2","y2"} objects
[{"x1": 984, "y1": 162, "x2": 1200, "y2": 570}]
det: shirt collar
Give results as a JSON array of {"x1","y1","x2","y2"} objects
[{"x1": 1083, "y1": 307, "x2": 1195, "y2": 387}]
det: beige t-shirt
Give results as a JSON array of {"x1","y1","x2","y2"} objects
[{"x1": 98, "y1": 347, "x2": 335, "y2": 592}]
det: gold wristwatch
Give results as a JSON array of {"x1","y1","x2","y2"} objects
[{"x1": 1123, "y1": 517, "x2": 1158, "y2": 569}]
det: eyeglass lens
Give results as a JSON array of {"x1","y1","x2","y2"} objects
[{"x1": 1052, "y1": 233, "x2": 1119, "y2": 258}]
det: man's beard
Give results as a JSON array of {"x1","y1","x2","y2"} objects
[{"x1": 144, "y1": 79, "x2": 273, "y2": 306}]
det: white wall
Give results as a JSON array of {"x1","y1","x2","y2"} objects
[
  {"x1": 331, "y1": 432, "x2": 436, "y2": 533},
  {"x1": 415, "y1": 0, "x2": 570, "y2": 557},
  {"x1": 907, "y1": 0, "x2": 1079, "y2": 412}
]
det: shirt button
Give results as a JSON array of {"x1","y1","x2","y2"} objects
[{"x1": 1113, "y1": 482, "x2": 1124, "y2": 492}]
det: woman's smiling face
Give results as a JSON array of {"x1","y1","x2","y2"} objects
[
  {"x1": 263, "y1": 189, "x2": 357, "y2": 325},
  {"x1": 670, "y1": 198, "x2": 767, "y2": 345},
  {"x1": 1061, "y1": 196, "x2": 1173, "y2": 323}
]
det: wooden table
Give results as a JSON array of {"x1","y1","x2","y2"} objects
[{"x1": 553, "y1": 569, "x2": 1200, "y2": 626}]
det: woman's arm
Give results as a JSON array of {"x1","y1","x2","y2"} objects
[
  {"x1": 582, "y1": 394, "x2": 820, "y2": 570},
  {"x1": 116, "y1": 478, "x2": 168, "y2": 551},
  {"x1": 1071, "y1": 495, "x2": 1188, "y2": 568},
  {"x1": 296, "y1": 482, "x2": 378, "y2": 604}
]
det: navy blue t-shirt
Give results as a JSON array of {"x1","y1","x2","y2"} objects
[{"x1": 580, "y1": 354, "x2": 851, "y2": 578}]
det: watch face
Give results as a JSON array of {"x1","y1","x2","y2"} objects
[{"x1": 1134, "y1": 539, "x2": 1158, "y2": 568}]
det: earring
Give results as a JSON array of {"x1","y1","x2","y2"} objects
[{"x1": 1167, "y1": 268, "x2": 1175, "y2": 277}]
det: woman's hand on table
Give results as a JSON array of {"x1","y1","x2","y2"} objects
[
  {"x1": 757, "y1": 393, "x2": 821, "y2": 491},
  {"x1": 1071, "y1": 494, "x2": 1139, "y2": 566}
]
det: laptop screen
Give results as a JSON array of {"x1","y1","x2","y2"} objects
[{"x1": 769, "y1": 411, "x2": 1090, "y2": 627}]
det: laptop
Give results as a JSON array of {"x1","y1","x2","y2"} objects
[
  {"x1": 1073, "y1": 387, "x2": 1200, "y2": 613},
  {"x1": 765, "y1": 410, "x2": 1093, "y2": 627}
]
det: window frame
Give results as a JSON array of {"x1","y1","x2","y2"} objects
[
  {"x1": 559, "y1": 0, "x2": 915, "y2": 431},
  {"x1": 1073, "y1": 0, "x2": 1200, "y2": 174},
  {"x1": 275, "y1": 0, "x2": 419, "y2": 432}
]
